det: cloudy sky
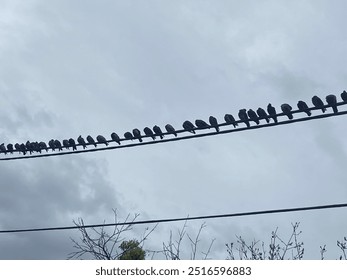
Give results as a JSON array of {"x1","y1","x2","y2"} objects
[{"x1": 0, "y1": 0, "x2": 347, "y2": 260}]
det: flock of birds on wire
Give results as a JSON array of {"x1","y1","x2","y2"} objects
[{"x1": 1, "y1": 92, "x2": 346, "y2": 156}]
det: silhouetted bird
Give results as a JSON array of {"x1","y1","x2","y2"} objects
[
  {"x1": 86, "y1": 135, "x2": 97, "y2": 147},
  {"x1": 326, "y1": 94, "x2": 338, "y2": 113},
  {"x1": 124, "y1": 132, "x2": 133, "y2": 140},
  {"x1": 257, "y1": 108, "x2": 270, "y2": 123},
  {"x1": 224, "y1": 114, "x2": 238, "y2": 128},
  {"x1": 341, "y1": 90, "x2": 347, "y2": 102},
  {"x1": 96, "y1": 135, "x2": 108, "y2": 146},
  {"x1": 6, "y1": 143, "x2": 13, "y2": 154},
  {"x1": 281, "y1": 103, "x2": 293, "y2": 119},
  {"x1": 69, "y1": 138, "x2": 77, "y2": 151},
  {"x1": 54, "y1": 140, "x2": 63, "y2": 151},
  {"x1": 132, "y1": 129, "x2": 142, "y2": 142},
  {"x1": 209, "y1": 116, "x2": 219, "y2": 132},
  {"x1": 0, "y1": 143, "x2": 6, "y2": 154},
  {"x1": 195, "y1": 119, "x2": 209, "y2": 129},
  {"x1": 182, "y1": 120, "x2": 196, "y2": 134},
  {"x1": 19, "y1": 143, "x2": 26, "y2": 155},
  {"x1": 26, "y1": 141, "x2": 33, "y2": 154},
  {"x1": 15, "y1": 143, "x2": 20, "y2": 153},
  {"x1": 238, "y1": 109, "x2": 250, "y2": 128},
  {"x1": 247, "y1": 109, "x2": 260, "y2": 125},
  {"x1": 62, "y1": 139, "x2": 70, "y2": 149},
  {"x1": 312, "y1": 95, "x2": 326, "y2": 113},
  {"x1": 77, "y1": 136, "x2": 87, "y2": 149},
  {"x1": 48, "y1": 139, "x2": 56, "y2": 151},
  {"x1": 31, "y1": 142, "x2": 40, "y2": 153},
  {"x1": 144, "y1": 127, "x2": 156, "y2": 140},
  {"x1": 297, "y1": 101, "x2": 311, "y2": 116},
  {"x1": 165, "y1": 124, "x2": 177, "y2": 137},
  {"x1": 39, "y1": 142, "x2": 48, "y2": 152},
  {"x1": 111, "y1": 132, "x2": 121, "y2": 145},
  {"x1": 267, "y1": 103, "x2": 278, "y2": 123},
  {"x1": 153, "y1": 125, "x2": 164, "y2": 139}
]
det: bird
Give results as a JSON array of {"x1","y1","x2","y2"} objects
[
  {"x1": 165, "y1": 124, "x2": 177, "y2": 137},
  {"x1": 54, "y1": 140, "x2": 63, "y2": 151},
  {"x1": 238, "y1": 109, "x2": 250, "y2": 128},
  {"x1": 341, "y1": 90, "x2": 347, "y2": 102},
  {"x1": 62, "y1": 139, "x2": 70, "y2": 149},
  {"x1": 297, "y1": 101, "x2": 311, "y2": 116},
  {"x1": 26, "y1": 141, "x2": 33, "y2": 154},
  {"x1": 19, "y1": 143, "x2": 26, "y2": 155},
  {"x1": 312, "y1": 95, "x2": 326, "y2": 113},
  {"x1": 6, "y1": 143, "x2": 14, "y2": 154},
  {"x1": 281, "y1": 103, "x2": 293, "y2": 119},
  {"x1": 144, "y1": 127, "x2": 156, "y2": 140},
  {"x1": 124, "y1": 132, "x2": 133, "y2": 140},
  {"x1": 195, "y1": 119, "x2": 209, "y2": 129},
  {"x1": 31, "y1": 142, "x2": 40, "y2": 153},
  {"x1": 247, "y1": 109, "x2": 260, "y2": 125},
  {"x1": 86, "y1": 135, "x2": 97, "y2": 147},
  {"x1": 209, "y1": 116, "x2": 219, "y2": 132},
  {"x1": 153, "y1": 125, "x2": 164, "y2": 139},
  {"x1": 224, "y1": 114, "x2": 238, "y2": 128},
  {"x1": 182, "y1": 120, "x2": 196, "y2": 134},
  {"x1": 267, "y1": 103, "x2": 278, "y2": 123},
  {"x1": 111, "y1": 132, "x2": 121, "y2": 145},
  {"x1": 132, "y1": 128, "x2": 142, "y2": 142},
  {"x1": 48, "y1": 139, "x2": 56, "y2": 151},
  {"x1": 96, "y1": 135, "x2": 108, "y2": 146},
  {"x1": 15, "y1": 143, "x2": 21, "y2": 153},
  {"x1": 39, "y1": 142, "x2": 48, "y2": 152},
  {"x1": 326, "y1": 94, "x2": 338, "y2": 113},
  {"x1": 77, "y1": 135, "x2": 87, "y2": 149},
  {"x1": 69, "y1": 138, "x2": 77, "y2": 151},
  {"x1": 257, "y1": 108, "x2": 270, "y2": 123},
  {"x1": 0, "y1": 143, "x2": 7, "y2": 154}
]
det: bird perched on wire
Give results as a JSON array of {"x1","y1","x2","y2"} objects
[
  {"x1": 326, "y1": 94, "x2": 338, "y2": 113},
  {"x1": 256, "y1": 108, "x2": 270, "y2": 123},
  {"x1": 281, "y1": 103, "x2": 293, "y2": 120},
  {"x1": 195, "y1": 119, "x2": 209, "y2": 129},
  {"x1": 144, "y1": 127, "x2": 156, "y2": 140},
  {"x1": 26, "y1": 141, "x2": 33, "y2": 154},
  {"x1": 165, "y1": 124, "x2": 177, "y2": 137},
  {"x1": 312, "y1": 95, "x2": 326, "y2": 113},
  {"x1": 54, "y1": 140, "x2": 63, "y2": 151},
  {"x1": 19, "y1": 143, "x2": 26, "y2": 155},
  {"x1": 62, "y1": 139, "x2": 70, "y2": 149},
  {"x1": 31, "y1": 142, "x2": 40, "y2": 153},
  {"x1": 267, "y1": 103, "x2": 278, "y2": 123},
  {"x1": 341, "y1": 90, "x2": 347, "y2": 102},
  {"x1": 208, "y1": 116, "x2": 219, "y2": 132},
  {"x1": 153, "y1": 125, "x2": 164, "y2": 139},
  {"x1": 86, "y1": 135, "x2": 97, "y2": 147},
  {"x1": 238, "y1": 109, "x2": 250, "y2": 128},
  {"x1": 111, "y1": 132, "x2": 121, "y2": 145},
  {"x1": 96, "y1": 135, "x2": 108, "y2": 146},
  {"x1": 48, "y1": 139, "x2": 56, "y2": 151},
  {"x1": 77, "y1": 135, "x2": 87, "y2": 149},
  {"x1": 124, "y1": 132, "x2": 133, "y2": 140},
  {"x1": 224, "y1": 114, "x2": 238, "y2": 128},
  {"x1": 0, "y1": 143, "x2": 7, "y2": 154},
  {"x1": 15, "y1": 143, "x2": 20, "y2": 153},
  {"x1": 297, "y1": 100, "x2": 311, "y2": 116},
  {"x1": 132, "y1": 129, "x2": 142, "y2": 142},
  {"x1": 6, "y1": 143, "x2": 14, "y2": 154},
  {"x1": 182, "y1": 120, "x2": 196, "y2": 134},
  {"x1": 69, "y1": 138, "x2": 77, "y2": 151},
  {"x1": 39, "y1": 142, "x2": 48, "y2": 152},
  {"x1": 247, "y1": 109, "x2": 260, "y2": 125}
]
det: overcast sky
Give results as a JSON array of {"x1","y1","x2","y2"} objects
[{"x1": 0, "y1": 0, "x2": 347, "y2": 260}]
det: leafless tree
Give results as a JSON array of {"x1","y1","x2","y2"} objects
[{"x1": 68, "y1": 209, "x2": 157, "y2": 260}]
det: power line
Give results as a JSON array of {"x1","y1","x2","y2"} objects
[
  {"x1": 0, "y1": 202, "x2": 346, "y2": 234},
  {"x1": 1, "y1": 107, "x2": 347, "y2": 161}
]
